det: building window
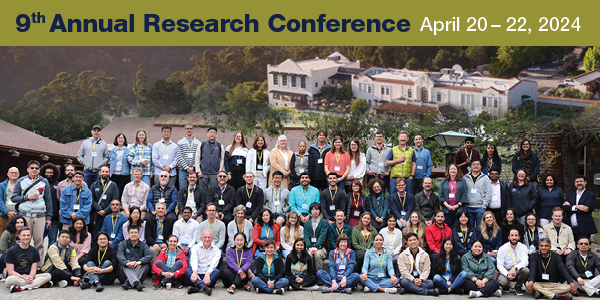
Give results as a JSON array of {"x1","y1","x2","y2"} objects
[
  {"x1": 407, "y1": 88, "x2": 412, "y2": 99},
  {"x1": 323, "y1": 80, "x2": 327, "y2": 86},
  {"x1": 461, "y1": 94, "x2": 471, "y2": 105},
  {"x1": 368, "y1": 85, "x2": 372, "y2": 93},
  {"x1": 315, "y1": 82, "x2": 318, "y2": 87},
  {"x1": 273, "y1": 75, "x2": 278, "y2": 85},
  {"x1": 421, "y1": 89, "x2": 428, "y2": 102},
  {"x1": 437, "y1": 92, "x2": 441, "y2": 102},
  {"x1": 494, "y1": 98, "x2": 498, "y2": 108},
  {"x1": 300, "y1": 77, "x2": 306, "y2": 88},
  {"x1": 282, "y1": 76, "x2": 287, "y2": 86},
  {"x1": 291, "y1": 77, "x2": 297, "y2": 87},
  {"x1": 381, "y1": 87, "x2": 385, "y2": 95},
  {"x1": 482, "y1": 97, "x2": 487, "y2": 107}
]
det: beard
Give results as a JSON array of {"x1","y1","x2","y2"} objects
[
  {"x1": 45, "y1": 175, "x2": 54, "y2": 181},
  {"x1": 101, "y1": 175, "x2": 109, "y2": 180},
  {"x1": 67, "y1": 173, "x2": 74, "y2": 179}
]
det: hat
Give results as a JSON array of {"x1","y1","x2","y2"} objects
[{"x1": 92, "y1": 124, "x2": 102, "y2": 130}]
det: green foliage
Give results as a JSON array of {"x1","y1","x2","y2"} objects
[
  {"x1": 489, "y1": 46, "x2": 570, "y2": 78},
  {"x1": 537, "y1": 87, "x2": 544, "y2": 94},
  {"x1": 319, "y1": 84, "x2": 353, "y2": 100},
  {"x1": 583, "y1": 46, "x2": 600, "y2": 72},
  {"x1": 137, "y1": 79, "x2": 190, "y2": 117},
  {"x1": 546, "y1": 87, "x2": 587, "y2": 99},
  {"x1": 192, "y1": 80, "x2": 227, "y2": 112},
  {"x1": 11, "y1": 71, "x2": 126, "y2": 143}
]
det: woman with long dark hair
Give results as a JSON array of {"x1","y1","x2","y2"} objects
[
  {"x1": 252, "y1": 208, "x2": 280, "y2": 257},
  {"x1": 536, "y1": 174, "x2": 564, "y2": 227},
  {"x1": 460, "y1": 240, "x2": 501, "y2": 298},
  {"x1": 346, "y1": 180, "x2": 370, "y2": 227},
  {"x1": 432, "y1": 237, "x2": 468, "y2": 294},
  {"x1": 110, "y1": 133, "x2": 131, "y2": 195},
  {"x1": 223, "y1": 232, "x2": 253, "y2": 293},
  {"x1": 367, "y1": 178, "x2": 389, "y2": 231},
  {"x1": 0, "y1": 215, "x2": 26, "y2": 273},
  {"x1": 500, "y1": 207, "x2": 524, "y2": 244},
  {"x1": 279, "y1": 211, "x2": 303, "y2": 259},
  {"x1": 481, "y1": 144, "x2": 502, "y2": 176},
  {"x1": 122, "y1": 206, "x2": 146, "y2": 241},
  {"x1": 246, "y1": 135, "x2": 270, "y2": 189},
  {"x1": 452, "y1": 210, "x2": 476, "y2": 256},
  {"x1": 324, "y1": 136, "x2": 351, "y2": 190},
  {"x1": 285, "y1": 238, "x2": 319, "y2": 290},
  {"x1": 509, "y1": 169, "x2": 538, "y2": 224},
  {"x1": 68, "y1": 216, "x2": 91, "y2": 267},
  {"x1": 511, "y1": 139, "x2": 540, "y2": 189},
  {"x1": 225, "y1": 131, "x2": 249, "y2": 190},
  {"x1": 345, "y1": 139, "x2": 366, "y2": 192},
  {"x1": 523, "y1": 213, "x2": 546, "y2": 254}
]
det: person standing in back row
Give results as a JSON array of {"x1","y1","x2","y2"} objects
[
  {"x1": 365, "y1": 131, "x2": 391, "y2": 193},
  {"x1": 386, "y1": 131, "x2": 415, "y2": 196},
  {"x1": 78, "y1": 124, "x2": 110, "y2": 188},
  {"x1": 152, "y1": 125, "x2": 178, "y2": 187},
  {"x1": 308, "y1": 129, "x2": 331, "y2": 191},
  {"x1": 176, "y1": 124, "x2": 200, "y2": 189},
  {"x1": 195, "y1": 126, "x2": 225, "y2": 193},
  {"x1": 455, "y1": 137, "x2": 480, "y2": 176}
]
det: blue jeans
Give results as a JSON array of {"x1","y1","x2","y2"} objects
[
  {"x1": 467, "y1": 207, "x2": 486, "y2": 228},
  {"x1": 400, "y1": 278, "x2": 434, "y2": 295},
  {"x1": 47, "y1": 219, "x2": 61, "y2": 246},
  {"x1": 185, "y1": 268, "x2": 221, "y2": 288},
  {"x1": 84, "y1": 170, "x2": 100, "y2": 189},
  {"x1": 178, "y1": 169, "x2": 189, "y2": 189},
  {"x1": 281, "y1": 249, "x2": 290, "y2": 259},
  {"x1": 433, "y1": 271, "x2": 468, "y2": 291},
  {"x1": 87, "y1": 260, "x2": 113, "y2": 284},
  {"x1": 337, "y1": 176, "x2": 346, "y2": 191},
  {"x1": 362, "y1": 277, "x2": 395, "y2": 292},
  {"x1": 131, "y1": 175, "x2": 151, "y2": 186},
  {"x1": 155, "y1": 260, "x2": 183, "y2": 284},
  {"x1": 390, "y1": 177, "x2": 412, "y2": 196},
  {"x1": 316, "y1": 270, "x2": 360, "y2": 289},
  {"x1": 251, "y1": 276, "x2": 289, "y2": 293}
]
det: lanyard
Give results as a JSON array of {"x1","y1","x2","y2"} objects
[
  {"x1": 203, "y1": 247, "x2": 212, "y2": 261},
  {"x1": 462, "y1": 230, "x2": 468, "y2": 243},
  {"x1": 300, "y1": 155, "x2": 304, "y2": 166},
  {"x1": 541, "y1": 255, "x2": 551, "y2": 273},
  {"x1": 219, "y1": 184, "x2": 227, "y2": 198},
  {"x1": 470, "y1": 174, "x2": 480, "y2": 186},
  {"x1": 487, "y1": 158, "x2": 494, "y2": 169},
  {"x1": 466, "y1": 150, "x2": 473, "y2": 160},
  {"x1": 334, "y1": 152, "x2": 341, "y2": 165},
  {"x1": 182, "y1": 220, "x2": 192, "y2": 236},
  {"x1": 329, "y1": 187, "x2": 338, "y2": 204},
  {"x1": 509, "y1": 246, "x2": 519, "y2": 265},
  {"x1": 376, "y1": 145, "x2": 384, "y2": 159},
  {"x1": 236, "y1": 249, "x2": 244, "y2": 267},
  {"x1": 99, "y1": 249, "x2": 107, "y2": 264},
  {"x1": 257, "y1": 150, "x2": 263, "y2": 163},
  {"x1": 186, "y1": 138, "x2": 194, "y2": 150},
  {"x1": 264, "y1": 225, "x2": 271, "y2": 238},
  {"x1": 375, "y1": 250, "x2": 385, "y2": 270},
  {"x1": 398, "y1": 192, "x2": 406, "y2": 210},
  {"x1": 312, "y1": 221, "x2": 318, "y2": 236},
  {"x1": 102, "y1": 180, "x2": 109, "y2": 192},
  {"x1": 415, "y1": 147, "x2": 424, "y2": 163},
  {"x1": 389, "y1": 230, "x2": 395, "y2": 245},
  {"x1": 446, "y1": 258, "x2": 450, "y2": 271},
  {"x1": 353, "y1": 193, "x2": 360, "y2": 208},
  {"x1": 160, "y1": 188, "x2": 165, "y2": 199},
  {"x1": 111, "y1": 215, "x2": 118, "y2": 232},
  {"x1": 273, "y1": 188, "x2": 280, "y2": 202},
  {"x1": 140, "y1": 145, "x2": 145, "y2": 157},
  {"x1": 162, "y1": 141, "x2": 170, "y2": 154},
  {"x1": 580, "y1": 255, "x2": 588, "y2": 269},
  {"x1": 527, "y1": 229, "x2": 535, "y2": 244},
  {"x1": 207, "y1": 220, "x2": 216, "y2": 233},
  {"x1": 237, "y1": 221, "x2": 244, "y2": 233},
  {"x1": 449, "y1": 181, "x2": 456, "y2": 194},
  {"x1": 245, "y1": 185, "x2": 254, "y2": 200},
  {"x1": 132, "y1": 183, "x2": 141, "y2": 198},
  {"x1": 117, "y1": 148, "x2": 123, "y2": 159},
  {"x1": 336, "y1": 225, "x2": 345, "y2": 236},
  {"x1": 76, "y1": 188, "x2": 81, "y2": 204},
  {"x1": 318, "y1": 147, "x2": 325, "y2": 157},
  {"x1": 301, "y1": 187, "x2": 308, "y2": 203},
  {"x1": 158, "y1": 220, "x2": 163, "y2": 232},
  {"x1": 266, "y1": 257, "x2": 273, "y2": 276}
]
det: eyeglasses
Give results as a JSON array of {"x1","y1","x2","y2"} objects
[
  {"x1": 218, "y1": 175, "x2": 228, "y2": 178},
  {"x1": 579, "y1": 243, "x2": 589, "y2": 245},
  {"x1": 185, "y1": 128, "x2": 193, "y2": 130},
  {"x1": 160, "y1": 175, "x2": 168, "y2": 178},
  {"x1": 29, "y1": 167, "x2": 39, "y2": 170}
]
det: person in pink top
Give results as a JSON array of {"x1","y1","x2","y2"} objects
[{"x1": 324, "y1": 136, "x2": 351, "y2": 190}]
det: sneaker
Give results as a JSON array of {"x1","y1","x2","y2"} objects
[
  {"x1": 469, "y1": 290, "x2": 478, "y2": 298},
  {"x1": 322, "y1": 287, "x2": 333, "y2": 293},
  {"x1": 153, "y1": 282, "x2": 164, "y2": 290},
  {"x1": 427, "y1": 288, "x2": 440, "y2": 296},
  {"x1": 343, "y1": 287, "x2": 352, "y2": 294},
  {"x1": 558, "y1": 293, "x2": 572, "y2": 300},
  {"x1": 95, "y1": 282, "x2": 104, "y2": 292},
  {"x1": 10, "y1": 285, "x2": 23, "y2": 293},
  {"x1": 80, "y1": 281, "x2": 91, "y2": 290},
  {"x1": 133, "y1": 281, "x2": 145, "y2": 291},
  {"x1": 204, "y1": 287, "x2": 212, "y2": 296},
  {"x1": 288, "y1": 286, "x2": 293, "y2": 291},
  {"x1": 228, "y1": 285, "x2": 235, "y2": 294},
  {"x1": 41, "y1": 281, "x2": 54, "y2": 288},
  {"x1": 256, "y1": 287, "x2": 260, "y2": 294},
  {"x1": 58, "y1": 280, "x2": 68, "y2": 288},
  {"x1": 188, "y1": 286, "x2": 200, "y2": 294},
  {"x1": 275, "y1": 288, "x2": 284, "y2": 294},
  {"x1": 493, "y1": 289, "x2": 503, "y2": 297},
  {"x1": 534, "y1": 291, "x2": 541, "y2": 299},
  {"x1": 453, "y1": 288, "x2": 464, "y2": 295},
  {"x1": 0, "y1": 274, "x2": 5, "y2": 282},
  {"x1": 515, "y1": 287, "x2": 525, "y2": 296},
  {"x1": 306, "y1": 285, "x2": 320, "y2": 291},
  {"x1": 438, "y1": 288, "x2": 449, "y2": 295},
  {"x1": 398, "y1": 287, "x2": 406, "y2": 294},
  {"x1": 122, "y1": 280, "x2": 130, "y2": 290},
  {"x1": 384, "y1": 288, "x2": 397, "y2": 294},
  {"x1": 363, "y1": 287, "x2": 371, "y2": 293},
  {"x1": 243, "y1": 285, "x2": 252, "y2": 292}
]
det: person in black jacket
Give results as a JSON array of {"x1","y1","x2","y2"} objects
[
  {"x1": 40, "y1": 163, "x2": 60, "y2": 246},
  {"x1": 89, "y1": 166, "x2": 120, "y2": 239},
  {"x1": 177, "y1": 172, "x2": 205, "y2": 221},
  {"x1": 81, "y1": 231, "x2": 118, "y2": 291},
  {"x1": 487, "y1": 168, "x2": 510, "y2": 224},
  {"x1": 526, "y1": 238, "x2": 577, "y2": 300},
  {"x1": 145, "y1": 203, "x2": 174, "y2": 261},
  {"x1": 565, "y1": 236, "x2": 600, "y2": 297},
  {"x1": 250, "y1": 238, "x2": 289, "y2": 294},
  {"x1": 508, "y1": 169, "x2": 538, "y2": 224},
  {"x1": 234, "y1": 172, "x2": 264, "y2": 223},
  {"x1": 285, "y1": 238, "x2": 318, "y2": 290},
  {"x1": 117, "y1": 226, "x2": 153, "y2": 291},
  {"x1": 307, "y1": 129, "x2": 331, "y2": 192},
  {"x1": 205, "y1": 170, "x2": 236, "y2": 225}
]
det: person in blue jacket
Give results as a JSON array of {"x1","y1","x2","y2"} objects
[
  {"x1": 317, "y1": 234, "x2": 360, "y2": 293},
  {"x1": 360, "y1": 234, "x2": 399, "y2": 293},
  {"x1": 438, "y1": 163, "x2": 469, "y2": 227},
  {"x1": 101, "y1": 199, "x2": 128, "y2": 249},
  {"x1": 473, "y1": 211, "x2": 502, "y2": 263},
  {"x1": 109, "y1": 133, "x2": 131, "y2": 196},
  {"x1": 452, "y1": 210, "x2": 476, "y2": 256},
  {"x1": 367, "y1": 179, "x2": 389, "y2": 231},
  {"x1": 59, "y1": 171, "x2": 93, "y2": 228},
  {"x1": 388, "y1": 178, "x2": 414, "y2": 230}
]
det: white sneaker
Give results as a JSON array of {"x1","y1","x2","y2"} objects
[
  {"x1": 58, "y1": 280, "x2": 68, "y2": 288},
  {"x1": 469, "y1": 291, "x2": 478, "y2": 298},
  {"x1": 493, "y1": 289, "x2": 502, "y2": 297},
  {"x1": 384, "y1": 288, "x2": 397, "y2": 294},
  {"x1": 363, "y1": 287, "x2": 371, "y2": 293},
  {"x1": 306, "y1": 285, "x2": 320, "y2": 291}
]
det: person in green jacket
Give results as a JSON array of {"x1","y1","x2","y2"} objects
[
  {"x1": 304, "y1": 202, "x2": 328, "y2": 271},
  {"x1": 352, "y1": 211, "x2": 378, "y2": 273},
  {"x1": 461, "y1": 240, "x2": 502, "y2": 298},
  {"x1": 327, "y1": 209, "x2": 352, "y2": 250},
  {"x1": 367, "y1": 179, "x2": 389, "y2": 231}
]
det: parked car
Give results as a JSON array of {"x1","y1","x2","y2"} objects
[
  {"x1": 564, "y1": 78, "x2": 575, "y2": 86},
  {"x1": 527, "y1": 66, "x2": 541, "y2": 72},
  {"x1": 557, "y1": 84, "x2": 567, "y2": 89}
]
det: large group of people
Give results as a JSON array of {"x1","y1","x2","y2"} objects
[{"x1": 0, "y1": 125, "x2": 598, "y2": 300}]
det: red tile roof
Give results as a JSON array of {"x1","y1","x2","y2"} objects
[{"x1": 0, "y1": 119, "x2": 75, "y2": 158}]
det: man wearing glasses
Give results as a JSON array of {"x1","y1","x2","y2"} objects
[
  {"x1": 176, "y1": 124, "x2": 200, "y2": 189},
  {"x1": 205, "y1": 170, "x2": 236, "y2": 225},
  {"x1": 11, "y1": 160, "x2": 52, "y2": 258},
  {"x1": 562, "y1": 175, "x2": 597, "y2": 241},
  {"x1": 146, "y1": 171, "x2": 178, "y2": 224},
  {"x1": 152, "y1": 125, "x2": 178, "y2": 187},
  {"x1": 566, "y1": 237, "x2": 600, "y2": 297}
]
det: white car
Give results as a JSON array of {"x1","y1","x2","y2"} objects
[
  {"x1": 564, "y1": 78, "x2": 575, "y2": 86},
  {"x1": 527, "y1": 66, "x2": 541, "y2": 72}
]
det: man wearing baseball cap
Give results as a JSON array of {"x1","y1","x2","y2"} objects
[{"x1": 77, "y1": 124, "x2": 110, "y2": 187}]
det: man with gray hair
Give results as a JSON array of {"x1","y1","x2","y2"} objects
[
  {"x1": 0, "y1": 167, "x2": 20, "y2": 235},
  {"x1": 386, "y1": 130, "x2": 416, "y2": 195},
  {"x1": 186, "y1": 229, "x2": 222, "y2": 295},
  {"x1": 146, "y1": 170, "x2": 178, "y2": 223}
]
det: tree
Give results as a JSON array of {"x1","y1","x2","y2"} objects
[
  {"x1": 137, "y1": 79, "x2": 190, "y2": 117},
  {"x1": 583, "y1": 46, "x2": 600, "y2": 72},
  {"x1": 11, "y1": 71, "x2": 126, "y2": 143},
  {"x1": 192, "y1": 80, "x2": 227, "y2": 112}
]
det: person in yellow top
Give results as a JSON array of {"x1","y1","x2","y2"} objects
[{"x1": 385, "y1": 131, "x2": 416, "y2": 196}]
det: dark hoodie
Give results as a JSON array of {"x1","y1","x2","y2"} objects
[
  {"x1": 40, "y1": 163, "x2": 61, "y2": 220},
  {"x1": 307, "y1": 141, "x2": 331, "y2": 181}
]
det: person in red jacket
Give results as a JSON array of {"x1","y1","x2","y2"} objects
[
  {"x1": 252, "y1": 208, "x2": 281, "y2": 257},
  {"x1": 152, "y1": 235, "x2": 188, "y2": 289},
  {"x1": 425, "y1": 210, "x2": 452, "y2": 255}
]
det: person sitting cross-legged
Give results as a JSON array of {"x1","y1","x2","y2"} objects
[
  {"x1": 81, "y1": 231, "x2": 118, "y2": 291},
  {"x1": 151, "y1": 235, "x2": 187, "y2": 289}
]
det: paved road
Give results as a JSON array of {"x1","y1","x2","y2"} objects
[{"x1": 0, "y1": 283, "x2": 556, "y2": 300}]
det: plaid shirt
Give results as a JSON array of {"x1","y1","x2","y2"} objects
[{"x1": 127, "y1": 144, "x2": 153, "y2": 175}]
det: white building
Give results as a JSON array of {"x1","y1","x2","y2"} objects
[
  {"x1": 352, "y1": 65, "x2": 538, "y2": 117},
  {"x1": 267, "y1": 52, "x2": 361, "y2": 107},
  {"x1": 569, "y1": 68, "x2": 600, "y2": 98}
]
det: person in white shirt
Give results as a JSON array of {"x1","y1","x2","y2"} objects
[
  {"x1": 198, "y1": 203, "x2": 226, "y2": 249},
  {"x1": 186, "y1": 230, "x2": 222, "y2": 295},
  {"x1": 379, "y1": 215, "x2": 403, "y2": 276},
  {"x1": 497, "y1": 228, "x2": 530, "y2": 295},
  {"x1": 172, "y1": 207, "x2": 199, "y2": 255}
]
